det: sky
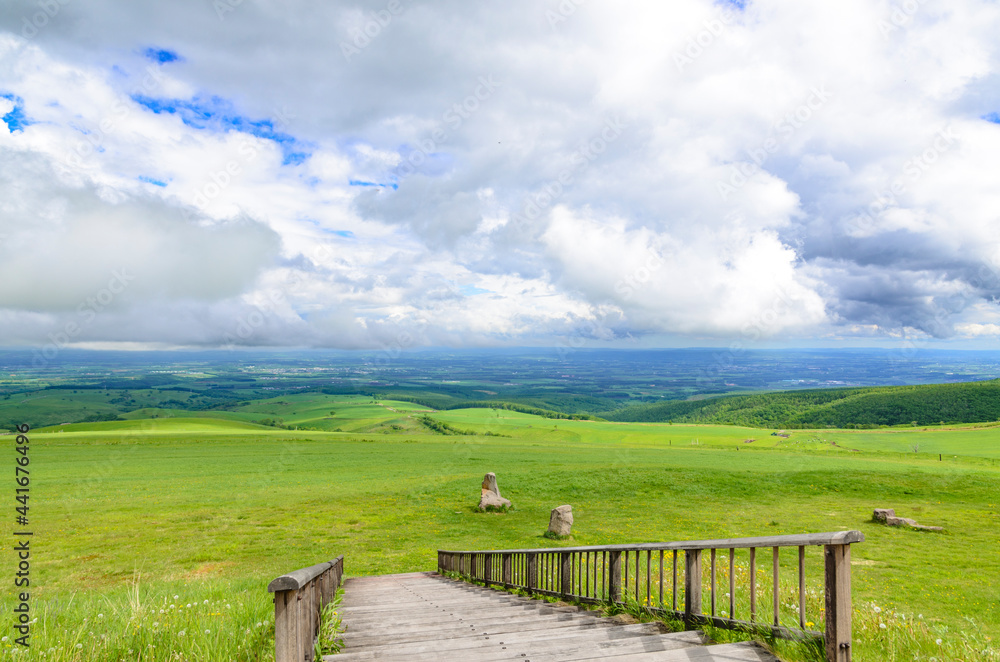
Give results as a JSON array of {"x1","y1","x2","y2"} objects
[{"x1": 1, "y1": 0, "x2": 999, "y2": 354}]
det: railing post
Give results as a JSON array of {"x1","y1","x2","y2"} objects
[
  {"x1": 527, "y1": 553, "x2": 538, "y2": 592},
  {"x1": 307, "y1": 581, "x2": 317, "y2": 662},
  {"x1": 503, "y1": 553, "x2": 513, "y2": 587},
  {"x1": 684, "y1": 549, "x2": 702, "y2": 628},
  {"x1": 484, "y1": 553, "x2": 493, "y2": 585},
  {"x1": 560, "y1": 552, "x2": 572, "y2": 598},
  {"x1": 295, "y1": 589, "x2": 308, "y2": 662},
  {"x1": 825, "y1": 543, "x2": 853, "y2": 662},
  {"x1": 609, "y1": 550, "x2": 622, "y2": 603},
  {"x1": 274, "y1": 590, "x2": 295, "y2": 662}
]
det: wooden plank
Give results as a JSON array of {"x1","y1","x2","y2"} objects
[
  {"x1": 341, "y1": 613, "x2": 608, "y2": 645},
  {"x1": 658, "y1": 550, "x2": 664, "y2": 607},
  {"x1": 672, "y1": 550, "x2": 678, "y2": 611},
  {"x1": 602, "y1": 551, "x2": 606, "y2": 601},
  {"x1": 798, "y1": 546, "x2": 806, "y2": 630},
  {"x1": 609, "y1": 550, "x2": 622, "y2": 602},
  {"x1": 773, "y1": 547, "x2": 780, "y2": 627},
  {"x1": 710, "y1": 548, "x2": 716, "y2": 617},
  {"x1": 295, "y1": 588, "x2": 308, "y2": 662},
  {"x1": 623, "y1": 551, "x2": 629, "y2": 598},
  {"x1": 345, "y1": 608, "x2": 589, "y2": 631},
  {"x1": 684, "y1": 549, "x2": 702, "y2": 627},
  {"x1": 344, "y1": 603, "x2": 578, "y2": 620},
  {"x1": 825, "y1": 543, "x2": 853, "y2": 662},
  {"x1": 332, "y1": 622, "x2": 671, "y2": 659},
  {"x1": 269, "y1": 555, "x2": 343, "y2": 592},
  {"x1": 273, "y1": 590, "x2": 296, "y2": 662},
  {"x1": 326, "y1": 631, "x2": 708, "y2": 662},
  {"x1": 341, "y1": 616, "x2": 646, "y2": 649},
  {"x1": 339, "y1": 597, "x2": 530, "y2": 614},
  {"x1": 645, "y1": 550, "x2": 651, "y2": 606},
  {"x1": 561, "y1": 552, "x2": 572, "y2": 598},
  {"x1": 552, "y1": 641, "x2": 780, "y2": 662},
  {"x1": 729, "y1": 548, "x2": 735, "y2": 620},
  {"x1": 327, "y1": 623, "x2": 700, "y2": 662},
  {"x1": 330, "y1": 639, "x2": 774, "y2": 662}
]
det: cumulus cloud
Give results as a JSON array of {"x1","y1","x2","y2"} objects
[
  {"x1": 0, "y1": 148, "x2": 281, "y2": 310},
  {"x1": 0, "y1": 0, "x2": 999, "y2": 349}
]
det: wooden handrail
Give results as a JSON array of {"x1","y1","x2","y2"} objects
[
  {"x1": 268, "y1": 555, "x2": 344, "y2": 662},
  {"x1": 438, "y1": 531, "x2": 863, "y2": 662},
  {"x1": 438, "y1": 530, "x2": 863, "y2": 555}
]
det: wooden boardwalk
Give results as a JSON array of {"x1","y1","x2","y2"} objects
[{"x1": 325, "y1": 572, "x2": 781, "y2": 661}]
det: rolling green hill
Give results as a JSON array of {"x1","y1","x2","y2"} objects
[{"x1": 602, "y1": 379, "x2": 1000, "y2": 428}]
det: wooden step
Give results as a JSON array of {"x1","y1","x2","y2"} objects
[
  {"x1": 325, "y1": 573, "x2": 780, "y2": 662},
  {"x1": 327, "y1": 624, "x2": 689, "y2": 661}
]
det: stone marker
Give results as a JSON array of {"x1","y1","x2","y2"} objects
[
  {"x1": 478, "y1": 472, "x2": 511, "y2": 510},
  {"x1": 872, "y1": 508, "x2": 895, "y2": 523},
  {"x1": 873, "y1": 508, "x2": 943, "y2": 531},
  {"x1": 548, "y1": 505, "x2": 573, "y2": 537}
]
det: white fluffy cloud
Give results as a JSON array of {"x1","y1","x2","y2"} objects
[{"x1": 1, "y1": 0, "x2": 999, "y2": 349}]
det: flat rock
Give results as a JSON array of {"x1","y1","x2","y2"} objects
[
  {"x1": 879, "y1": 510, "x2": 943, "y2": 531},
  {"x1": 911, "y1": 524, "x2": 944, "y2": 531},
  {"x1": 885, "y1": 516, "x2": 917, "y2": 527}
]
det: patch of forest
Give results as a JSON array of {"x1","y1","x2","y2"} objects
[{"x1": 600, "y1": 379, "x2": 1000, "y2": 428}]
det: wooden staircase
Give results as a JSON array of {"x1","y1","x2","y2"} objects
[{"x1": 324, "y1": 572, "x2": 781, "y2": 661}]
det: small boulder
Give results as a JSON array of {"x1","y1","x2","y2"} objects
[
  {"x1": 873, "y1": 508, "x2": 895, "y2": 523},
  {"x1": 548, "y1": 505, "x2": 573, "y2": 537},
  {"x1": 478, "y1": 472, "x2": 511, "y2": 511}
]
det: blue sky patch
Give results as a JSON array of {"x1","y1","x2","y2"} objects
[
  {"x1": 144, "y1": 48, "x2": 181, "y2": 64},
  {"x1": 130, "y1": 93, "x2": 312, "y2": 165},
  {"x1": 349, "y1": 179, "x2": 399, "y2": 190},
  {"x1": 284, "y1": 151, "x2": 309, "y2": 166},
  {"x1": 302, "y1": 218, "x2": 354, "y2": 238},
  {"x1": 984, "y1": 112, "x2": 1000, "y2": 124},
  {"x1": 138, "y1": 175, "x2": 168, "y2": 187},
  {"x1": 1, "y1": 92, "x2": 35, "y2": 133},
  {"x1": 717, "y1": 0, "x2": 747, "y2": 9},
  {"x1": 459, "y1": 284, "x2": 490, "y2": 296}
]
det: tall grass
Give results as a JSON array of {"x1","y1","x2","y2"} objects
[{"x1": 0, "y1": 575, "x2": 273, "y2": 661}]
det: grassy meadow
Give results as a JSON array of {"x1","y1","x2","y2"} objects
[{"x1": 2, "y1": 393, "x2": 999, "y2": 660}]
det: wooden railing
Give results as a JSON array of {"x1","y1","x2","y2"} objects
[
  {"x1": 268, "y1": 555, "x2": 344, "y2": 662},
  {"x1": 439, "y1": 531, "x2": 863, "y2": 662}
]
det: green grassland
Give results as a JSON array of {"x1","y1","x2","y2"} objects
[{"x1": 3, "y1": 394, "x2": 999, "y2": 660}]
